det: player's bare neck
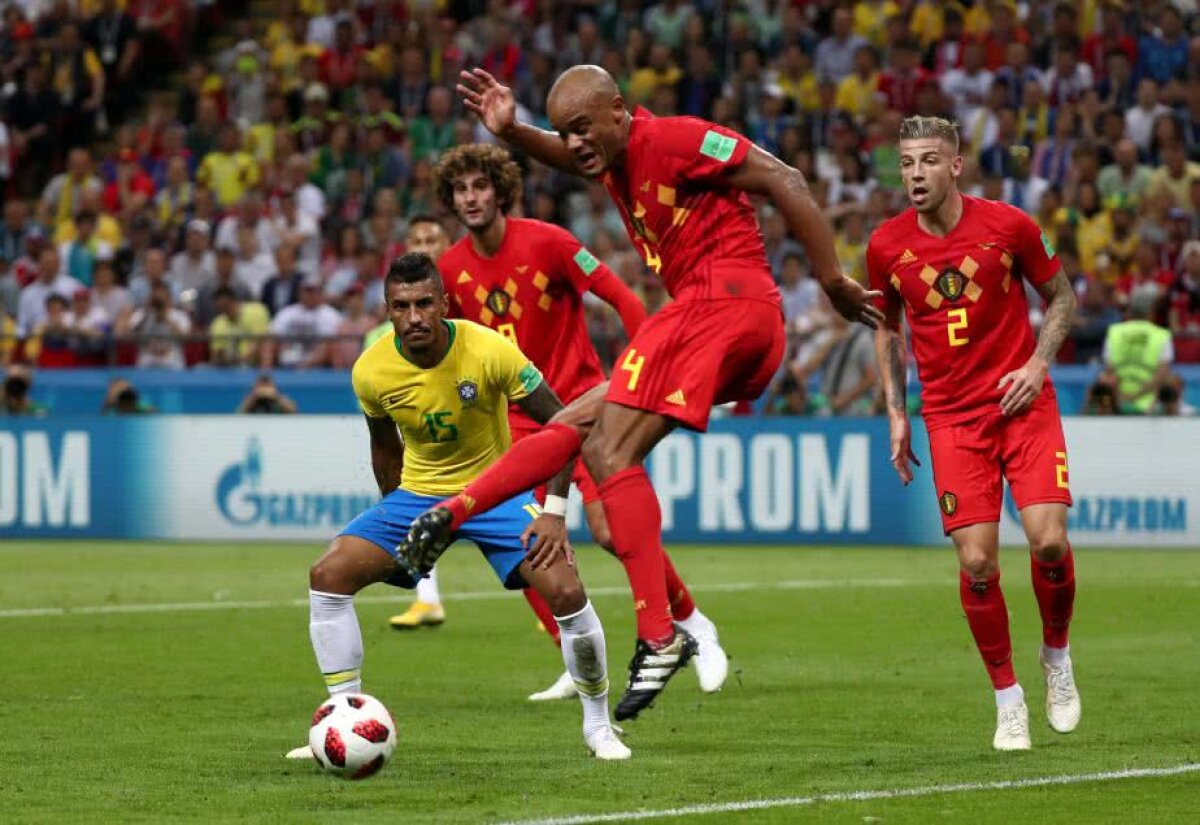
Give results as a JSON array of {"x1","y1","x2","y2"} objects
[
  {"x1": 470, "y1": 214, "x2": 508, "y2": 258},
  {"x1": 916, "y1": 190, "x2": 965, "y2": 238}
]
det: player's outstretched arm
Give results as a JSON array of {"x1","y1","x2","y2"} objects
[
  {"x1": 457, "y1": 68, "x2": 578, "y2": 175},
  {"x1": 998, "y1": 270, "x2": 1077, "y2": 417},
  {"x1": 364, "y1": 414, "x2": 404, "y2": 498},
  {"x1": 725, "y1": 144, "x2": 884, "y2": 329},
  {"x1": 587, "y1": 266, "x2": 647, "y2": 337},
  {"x1": 874, "y1": 301, "x2": 920, "y2": 486}
]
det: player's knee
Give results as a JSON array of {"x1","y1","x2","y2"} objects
[
  {"x1": 958, "y1": 547, "x2": 998, "y2": 580},
  {"x1": 542, "y1": 576, "x2": 587, "y2": 617},
  {"x1": 1029, "y1": 531, "x2": 1068, "y2": 563},
  {"x1": 309, "y1": 540, "x2": 357, "y2": 594}
]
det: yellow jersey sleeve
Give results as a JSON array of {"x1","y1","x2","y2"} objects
[{"x1": 352, "y1": 355, "x2": 388, "y2": 418}]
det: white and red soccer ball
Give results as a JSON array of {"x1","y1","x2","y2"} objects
[{"x1": 308, "y1": 693, "x2": 397, "y2": 779}]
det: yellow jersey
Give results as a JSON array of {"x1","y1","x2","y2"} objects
[{"x1": 352, "y1": 320, "x2": 544, "y2": 497}]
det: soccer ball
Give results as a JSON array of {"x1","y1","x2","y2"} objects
[{"x1": 308, "y1": 693, "x2": 397, "y2": 779}]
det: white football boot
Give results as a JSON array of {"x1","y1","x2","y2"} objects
[
  {"x1": 680, "y1": 614, "x2": 729, "y2": 693},
  {"x1": 585, "y1": 725, "x2": 632, "y2": 760},
  {"x1": 993, "y1": 701, "x2": 1032, "y2": 751},
  {"x1": 285, "y1": 745, "x2": 315, "y2": 761},
  {"x1": 528, "y1": 669, "x2": 577, "y2": 702},
  {"x1": 1041, "y1": 651, "x2": 1082, "y2": 733}
]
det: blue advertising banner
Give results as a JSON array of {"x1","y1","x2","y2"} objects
[{"x1": 1, "y1": 416, "x2": 1195, "y2": 547}]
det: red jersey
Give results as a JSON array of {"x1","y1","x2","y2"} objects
[
  {"x1": 601, "y1": 109, "x2": 779, "y2": 304},
  {"x1": 867, "y1": 195, "x2": 1062, "y2": 429},
  {"x1": 438, "y1": 217, "x2": 609, "y2": 426}
]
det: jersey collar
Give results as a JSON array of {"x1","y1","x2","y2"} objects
[{"x1": 394, "y1": 319, "x2": 456, "y2": 368}]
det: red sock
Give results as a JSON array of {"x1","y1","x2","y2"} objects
[
  {"x1": 1031, "y1": 546, "x2": 1075, "y2": 649},
  {"x1": 442, "y1": 423, "x2": 582, "y2": 528},
  {"x1": 662, "y1": 552, "x2": 696, "y2": 621},
  {"x1": 599, "y1": 466, "x2": 673, "y2": 646},
  {"x1": 523, "y1": 588, "x2": 561, "y2": 646},
  {"x1": 959, "y1": 571, "x2": 1016, "y2": 690}
]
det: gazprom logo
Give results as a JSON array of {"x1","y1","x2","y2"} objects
[
  {"x1": 1003, "y1": 491, "x2": 1186, "y2": 533},
  {"x1": 216, "y1": 439, "x2": 374, "y2": 528}
]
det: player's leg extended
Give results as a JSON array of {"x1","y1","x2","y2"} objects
[
  {"x1": 389, "y1": 564, "x2": 445, "y2": 629},
  {"x1": 952, "y1": 522, "x2": 1030, "y2": 751},
  {"x1": 584, "y1": 495, "x2": 729, "y2": 694},
  {"x1": 287, "y1": 535, "x2": 406, "y2": 760},
  {"x1": 439, "y1": 384, "x2": 607, "y2": 530},
  {"x1": 520, "y1": 556, "x2": 629, "y2": 760},
  {"x1": 1021, "y1": 502, "x2": 1080, "y2": 733},
  {"x1": 582, "y1": 401, "x2": 697, "y2": 721}
]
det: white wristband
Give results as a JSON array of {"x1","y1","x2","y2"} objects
[{"x1": 543, "y1": 495, "x2": 568, "y2": 517}]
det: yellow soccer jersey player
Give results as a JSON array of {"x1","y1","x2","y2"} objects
[
  {"x1": 293, "y1": 253, "x2": 630, "y2": 764},
  {"x1": 352, "y1": 318, "x2": 543, "y2": 496}
]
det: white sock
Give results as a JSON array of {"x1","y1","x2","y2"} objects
[
  {"x1": 309, "y1": 590, "x2": 363, "y2": 695},
  {"x1": 554, "y1": 600, "x2": 611, "y2": 736},
  {"x1": 1042, "y1": 644, "x2": 1070, "y2": 667},
  {"x1": 995, "y1": 683, "x2": 1025, "y2": 708},
  {"x1": 675, "y1": 607, "x2": 713, "y2": 637},
  {"x1": 415, "y1": 565, "x2": 441, "y2": 605}
]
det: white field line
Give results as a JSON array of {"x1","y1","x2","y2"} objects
[
  {"x1": 0, "y1": 577, "x2": 934, "y2": 619},
  {"x1": 495, "y1": 763, "x2": 1200, "y2": 825}
]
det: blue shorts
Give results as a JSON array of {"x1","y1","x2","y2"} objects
[{"x1": 339, "y1": 488, "x2": 540, "y2": 590}]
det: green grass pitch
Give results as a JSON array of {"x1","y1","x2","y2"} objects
[{"x1": 0, "y1": 541, "x2": 1197, "y2": 824}]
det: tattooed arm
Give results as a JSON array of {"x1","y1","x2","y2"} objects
[
  {"x1": 998, "y1": 270, "x2": 1077, "y2": 416},
  {"x1": 874, "y1": 299, "x2": 920, "y2": 485}
]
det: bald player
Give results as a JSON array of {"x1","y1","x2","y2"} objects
[{"x1": 398, "y1": 65, "x2": 882, "y2": 721}]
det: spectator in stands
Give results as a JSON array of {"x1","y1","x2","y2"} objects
[
  {"x1": 815, "y1": 7, "x2": 867, "y2": 84},
  {"x1": 259, "y1": 244, "x2": 303, "y2": 316},
  {"x1": 1148, "y1": 141, "x2": 1200, "y2": 210},
  {"x1": 17, "y1": 247, "x2": 81, "y2": 339},
  {"x1": 270, "y1": 189, "x2": 320, "y2": 277},
  {"x1": 1101, "y1": 290, "x2": 1176, "y2": 414},
  {"x1": 1098, "y1": 138, "x2": 1153, "y2": 203},
  {"x1": 790, "y1": 309, "x2": 878, "y2": 417},
  {"x1": 169, "y1": 220, "x2": 216, "y2": 296},
  {"x1": 237, "y1": 373, "x2": 297, "y2": 414},
  {"x1": 193, "y1": 247, "x2": 250, "y2": 329},
  {"x1": 197, "y1": 123, "x2": 260, "y2": 209},
  {"x1": 129, "y1": 247, "x2": 176, "y2": 307},
  {"x1": 53, "y1": 22, "x2": 105, "y2": 150},
  {"x1": 778, "y1": 252, "x2": 821, "y2": 334},
  {"x1": 210, "y1": 285, "x2": 270, "y2": 367},
  {"x1": 1125, "y1": 79, "x2": 1171, "y2": 153},
  {"x1": 58, "y1": 211, "x2": 106, "y2": 287},
  {"x1": 25, "y1": 293, "x2": 76, "y2": 366},
  {"x1": 1070, "y1": 280, "x2": 1122, "y2": 364},
  {"x1": 68, "y1": 287, "x2": 110, "y2": 359},
  {"x1": 330, "y1": 283, "x2": 373, "y2": 368},
  {"x1": 410, "y1": 85, "x2": 458, "y2": 162},
  {"x1": 763, "y1": 372, "x2": 815, "y2": 416},
  {"x1": 90, "y1": 255, "x2": 131, "y2": 328},
  {"x1": 8, "y1": 60, "x2": 58, "y2": 198},
  {"x1": 122, "y1": 280, "x2": 191, "y2": 369},
  {"x1": 1168, "y1": 241, "x2": 1200, "y2": 336},
  {"x1": 232, "y1": 228, "x2": 280, "y2": 302},
  {"x1": 41, "y1": 149, "x2": 101, "y2": 229},
  {"x1": 265, "y1": 275, "x2": 342, "y2": 369},
  {"x1": 1, "y1": 364, "x2": 46, "y2": 416},
  {"x1": 1136, "y1": 5, "x2": 1189, "y2": 87},
  {"x1": 285, "y1": 153, "x2": 326, "y2": 221}
]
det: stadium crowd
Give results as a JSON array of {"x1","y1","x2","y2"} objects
[{"x1": 0, "y1": 0, "x2": 1197, "y2": 417}]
